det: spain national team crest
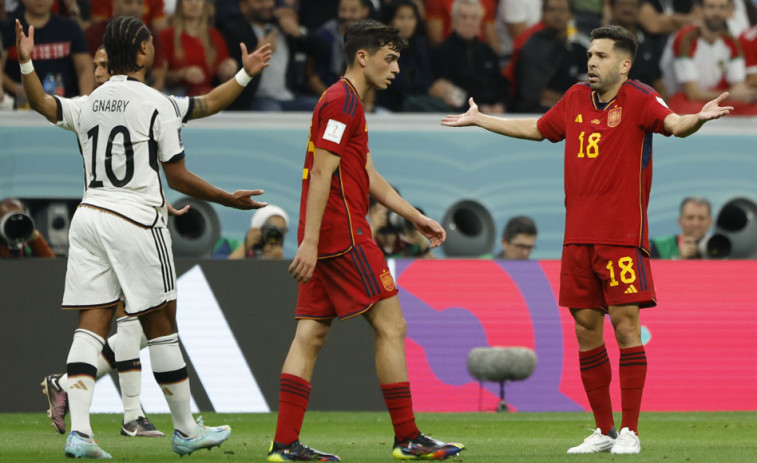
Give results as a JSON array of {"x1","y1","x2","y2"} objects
[
  {"x1": 380, "y1": 270, "x2": 395, "y2": 292},
  {"x1": 608, "y1": 107, "x2": 622, "y2": 127}
]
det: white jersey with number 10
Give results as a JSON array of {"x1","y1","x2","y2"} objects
[{"x1": 56, "y1": 75, "x2": 187, "y2": 227}]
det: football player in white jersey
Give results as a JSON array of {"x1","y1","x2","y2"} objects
[
  {"x1": 28, "y1": 41, "x2": 271, "y2": 439},
  {"x1": 16, "y1": 16, "x2": 269, "y2": 458}
]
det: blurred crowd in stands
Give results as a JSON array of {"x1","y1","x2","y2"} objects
[{"x1": 4, "y1": 0, "x2": 757, "y2": 114}]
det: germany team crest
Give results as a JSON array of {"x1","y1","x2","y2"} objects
[
  {"x1": 380, "y1": 270, "x2": 395, "y2": 292},
  {"x1": 608, "y1": 107, "x2": 622, "y2": 127}
]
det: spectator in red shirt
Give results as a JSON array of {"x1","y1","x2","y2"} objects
[{"x1": 157, "y1": 0, "x2": 237, "y2": 96}]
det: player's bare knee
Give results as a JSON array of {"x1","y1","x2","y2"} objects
[
  {"x1": 574, "y1": 324, "x2": 603, "y2": 348},
  {"x1": 374, "y1": 314, "x2": 407, "y2": 343},
  {"x1": 613, "y1": 321, "x2": 641, "y2": 347},
  {"x1": 309, "y1": 329, "x2": 330, "y2": 351}
]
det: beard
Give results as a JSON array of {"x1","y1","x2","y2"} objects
[{"x1": 704, "y1": 17, "x2": 727, "y2": 33}]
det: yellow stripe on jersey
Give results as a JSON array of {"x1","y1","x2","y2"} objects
[{"x1": 303, "y1": 168, "x2": 309, "y2": 180}]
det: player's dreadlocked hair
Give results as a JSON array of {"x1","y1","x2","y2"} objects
[
  {"x1": 591, "y1": 25, "x2": 638, "y2": 63},
  {"x1": 344, "y1": 19, "x2": 407, "y2": 68},
  {"x1": 103, "y1": 16, "x2": 152, "y2": 75}
]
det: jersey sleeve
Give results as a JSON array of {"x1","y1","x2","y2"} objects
[
  {"x1": 312, "y1": 93, "x2": 359, "y2": 157},
  {"x1": 54, "y1": 95, "x2": 86, "y2": 132},
  {"x1": 154, "y1": 102, "x2": 185, "y2": 163},
  {"x1": 170, "y1": 95, "x2": 194, "y2": 125},
  {"x1": 641, "y1": 91, "x2": 674, "y2": 135},
  {"x1": 536, "y1": 89, "x2": 570, "y2": 142}
]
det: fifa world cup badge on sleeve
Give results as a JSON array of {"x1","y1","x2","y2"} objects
[{"x1": 324, "y1": 119, "x2": 346, "y2": 143}]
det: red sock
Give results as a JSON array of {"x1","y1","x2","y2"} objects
[
  {"x1": 381, "y1": 382, "x2": 420, "y2": 442},
  {"x1": 579, "y1": 344, "x2": 614, "y2": 435},
  {"x1": 619, "y1": 345, "x2": 647, "y2": 433},
  {"x1": 274, "y1": 374, "x2": 311, "y2": 445}
]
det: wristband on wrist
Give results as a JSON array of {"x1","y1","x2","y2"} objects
[
  {"x1": 19, "y1": 60, "x2": 34, "y2": 75},
  {"x1": 234, "y1": 68, "x2": 253, "y2": 87}
]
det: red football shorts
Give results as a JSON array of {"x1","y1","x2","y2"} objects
[
  {"x1": 296, "y1": 241, "x2": 398, "y2": 320},
  {"x1": 559, "y1": 244, "x2": 656, "y2": 310}
]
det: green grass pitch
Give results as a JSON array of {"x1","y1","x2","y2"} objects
[{"x1": 1, "y1": 411, "x2": 756, "y2": 462}]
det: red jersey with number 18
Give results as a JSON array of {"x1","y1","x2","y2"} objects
[
  {"x1": 537, "y1": 80, "x2": 674, "y2": 252},
  {"x1": 298, "y1": 78, "x2": 373, "y2": 258}
]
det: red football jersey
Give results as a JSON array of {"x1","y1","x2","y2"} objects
[
  {"x1": 298, "y1": 78, "x2": 373, "y2": 258},
  {"x1": 537, "y1": 81, "x2": 673, "y2": 251}
]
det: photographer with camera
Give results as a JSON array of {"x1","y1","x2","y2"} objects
[
  {"x1": 368, "y1": 195, "x2": 434, "y2": 258},
  {"x1": 224, "y1": 205, "x2": 289, "y2": 260},
  {"x1": 0, "y1": 197, "x2": 55, "y2": 258}
]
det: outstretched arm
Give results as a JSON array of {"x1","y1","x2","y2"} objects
[
  {"x1": 162, "y1": 158, "x2": 267, "y2": 210},
  {"x1": 15, "y1": 20, "x2": 58, "y2": 123},
  {"x1": 441, "y1": 98, "x2": 544, "y2": 141},
  {"x1": 664, "y1": 92, "x2": 733, "y2": 138},
  {"x1": 367, "y1": 153, "x2": 446, "y2": 249},
  {"x1": 187, "y1": 43, "x2": 271, "y2": 120}
]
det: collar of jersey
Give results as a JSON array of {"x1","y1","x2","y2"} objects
[
  {"x1": 591, "y1": 90, "x2": 617, "y2": 111},
  {"x1": 108, "y1": 75, "x2": 140, "y2": 83},
  {"x1": 341, "y1": 77, "x2": 360, "y2": 99}
]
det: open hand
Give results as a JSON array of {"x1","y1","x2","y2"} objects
[
  {"x1": 15, "y1": 20, "x2": 35, "y2": 63},
  {"x1": 167, "y1": 202, "x2": 190, "y2": 216},
  {"x1": 698, "y1": 92, "x2": 734, "y2": 121},
  {"x1": 241, "y1": 42, "x2": 272, "y2": 77},
  {"x1": 441, "y1": 97, "x2": 480, "y2": 127},
  {"x1": 226, "y1": 189, "x2": 268, "y2": 210}
]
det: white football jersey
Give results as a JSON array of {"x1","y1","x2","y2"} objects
[{"x1": 56, "y1": 75, "x2": 189, "y2": 227}]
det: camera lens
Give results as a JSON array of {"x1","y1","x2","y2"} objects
[
  {"x1": 0, "y1": 211, "x2": 35, "y2": 245},
  {"x1": 261, "y1": 224, "x2": 284, "y2": 244}
]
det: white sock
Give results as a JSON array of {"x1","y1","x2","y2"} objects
[
  {"x1": 58, "y1": 333, "x2": 119, "y2": 390},
  {"x1": 148, "y1": 333, "x2": 195, "y2": 434},
  {"x1": 116, "y1": 317, "x2": 145, "y2": 423},
  {"x1": 66, "y1": 329, "x2": 105, "y2": 437}
]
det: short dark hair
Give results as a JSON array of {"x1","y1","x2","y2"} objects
[
  {"x1": 590, "y1": 25, "x2": 637, "y2": 63},
  {"x1": 104, "y1": 16, "x2": 152, "y2": 75},
  {"x1": 503, "y1": 216, "x2": 537, "y2": 241},
  {"x1": 344, "y1": 19, "x2": 407, "y2": 67}
]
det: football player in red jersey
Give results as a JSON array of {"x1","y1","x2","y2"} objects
[
  {"x1": 443, "y1": 25, "x2": 732, "y2": 455},
  {"x1": 268, "y1": 19, "x2": 464, "y2": 462}
]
